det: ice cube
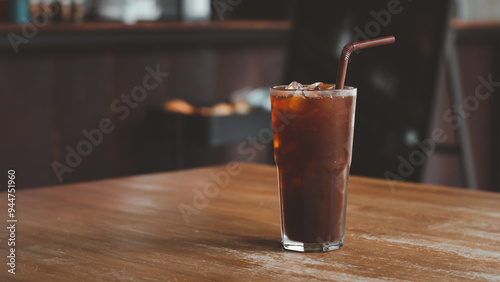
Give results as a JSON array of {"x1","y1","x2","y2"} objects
[
  {"x1": 286, "y1": 81, "x2": 304, "y2": 90},
  {"x1": 305, "y1": 82, "x2": 326, "y2": 90},
  {"x1": 288, "y1": 92, "x2": 307, "y2": 112},
  {"x1": 303, "y1": 82, "x2": 324, "y2": 97},
  {"x1": 292, "y1": 91, "x2": 306, "y2": 98},
  {"x1": 304, "y1": 82, "x2": 323, "y2": 90},
  {"x1": 303, "y1": 91, "x2": 321, "y2": 98}
]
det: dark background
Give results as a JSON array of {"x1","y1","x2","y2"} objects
[
  {"x1": 0, "y1": 0, "x2": 498, "y2": 191},
  {"x1": 284, "y1": 0, "x2": 451, "y2": 182}
]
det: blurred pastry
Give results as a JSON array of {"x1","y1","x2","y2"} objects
[
  {"x1": 163, "y1": 99, "x2": 196, "y2": 115},
  {"x1": 210, "y1": 103, "x2": 233, "y2": 116},
  {"x1": 233, "y1": 99, "x2": 251, "y2": 115}
]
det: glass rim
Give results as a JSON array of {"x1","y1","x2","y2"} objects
[{"x1": 271, "y1": 84, "x2": 356, "y2": 91}]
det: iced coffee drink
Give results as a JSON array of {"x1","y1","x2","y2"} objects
[{"x1": 271, "y1": 82, "x2": 357, "y2": 252}]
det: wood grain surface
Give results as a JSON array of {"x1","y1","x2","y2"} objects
[{"x1": 1, "y1": 163, "x2": 500, "y2": 281}]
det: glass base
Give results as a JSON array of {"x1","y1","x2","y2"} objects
[{"x1": 282, "y1": 236, "x2": 344, "y2": 253}]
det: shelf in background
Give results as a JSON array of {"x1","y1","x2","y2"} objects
[
  {"x1": 0, "y1": 20, "x2": 292, "y2": 50},
  {"x1": 0, "y1": 20, "x2": 292, "y2": 33},
  {"x1": 3, "y1": 18, "x2": 500, "y2": 33},
  {"x1": 451, "y1": 19, "x2": 500, "y2": 39},
  {"x1": 451, "y1": 19, "x2": 500, "y2": 30}
]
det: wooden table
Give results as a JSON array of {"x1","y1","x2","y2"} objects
[{"x1": 3, "y1": 163, "x2": 500, "y2": 280}]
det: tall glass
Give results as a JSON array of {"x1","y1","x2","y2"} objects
[{"x1": 270, "y1": 85, "x2": 357, "y2": 252}]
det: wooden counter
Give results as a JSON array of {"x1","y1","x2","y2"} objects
[
  {"x1": 2, "y1": 163, "x2": 499, "y2": 280},
  {"x1": 451, "y1": 19, "x2": 500, "y2": 31},
  {"x1": 0, "y1": 20, "x2": 292, "y2": 49},
  {"x1": 0, "y1": 20, "x2": 292, "y2": 32},
  {"x1": 452, "y1": 19, "x2": 500, "y2": 39}
]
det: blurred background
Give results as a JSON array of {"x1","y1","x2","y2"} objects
[{"x1": 0, "y1": 0, "x2": 499, "y2": 192}]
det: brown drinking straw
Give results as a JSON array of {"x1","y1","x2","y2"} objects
[{"x1": 335, "y1": 36, "x2": 396, "y2": 90}]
